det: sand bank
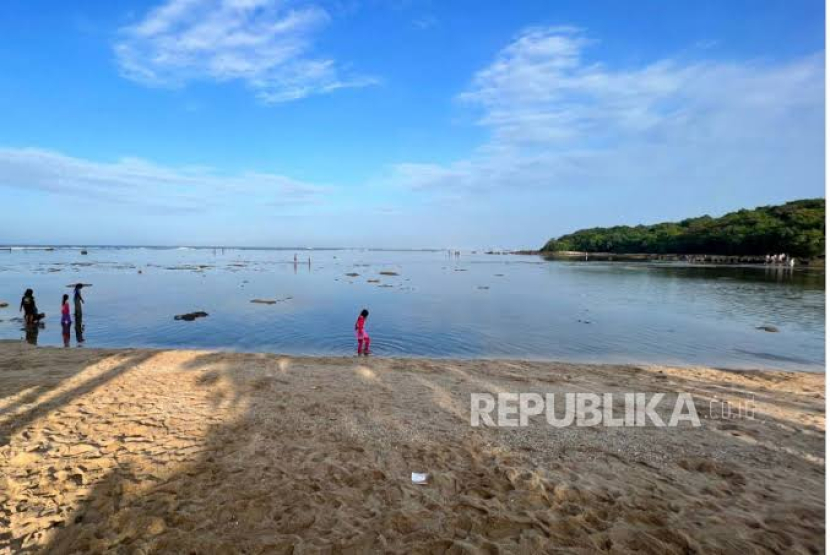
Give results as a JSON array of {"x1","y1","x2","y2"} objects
[{"x1": 0, "y1": 342, "x2": 824, "y2": 553}]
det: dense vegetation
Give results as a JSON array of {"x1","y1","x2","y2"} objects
[{"x1": 542, "y1": 199, "x2": 825, "y2": 258}]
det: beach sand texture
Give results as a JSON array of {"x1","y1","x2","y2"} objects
[{"x1": 0, "y1": 342, "x2": 824, "y2": 553}]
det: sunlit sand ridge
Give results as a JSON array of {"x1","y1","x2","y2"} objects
[{"x1": 0, "y1": 342, "x2": 824, "y2": 553}]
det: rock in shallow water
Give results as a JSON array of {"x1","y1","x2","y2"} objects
[{"x1": 174, "y1": 311, "x2": 209, "y2": 321}]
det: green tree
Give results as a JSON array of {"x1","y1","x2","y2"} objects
[{"x1": 541, "y1": 199, "x2": 825, "y2": 258}]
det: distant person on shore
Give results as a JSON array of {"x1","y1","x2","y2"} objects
[
  {"x1": 73, "y1": 283, "x2": 85, "y2": 317},
  {"x1": 20, "y1": 288, "x2": 44, "y2": 325},
  {"x1": 61, "y1": 294, "x2": 72, "y2": 327},
  {"x1": 355, "y1": 308, "x2": 371, "y2": 355}
]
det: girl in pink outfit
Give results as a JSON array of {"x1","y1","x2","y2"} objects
[
  {"x1": 355, "y1": 309, "x2": 371, "y2": 355},
  {"x1": 60, "y1": 294, "x2": 72, "y2": 326}
]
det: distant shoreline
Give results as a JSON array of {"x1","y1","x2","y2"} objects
[
  {"x1": 0, "y1": 245, "x2": 451, "y2": 252},
  {"x1": 2, "y1": 341, "x2": 822, "y2": 373},
  {"x1": 499, "y1": 250, "x2": 825, "y2": 266}
]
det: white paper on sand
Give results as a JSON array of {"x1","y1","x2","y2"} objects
[{"x1": 411, "y1": 472, "x2": 429, "y2": 485}]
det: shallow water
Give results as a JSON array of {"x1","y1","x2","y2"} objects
[{"x1": 0, "y1": 247, "x2": 824, "y2": 371}]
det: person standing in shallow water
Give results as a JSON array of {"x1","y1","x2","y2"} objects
[
  {"x1": 20, "y1": 288, "x2": 44, "y2": 325},
  {"x1": 61, "y1": 294, "x2": 72, "y2": 327},
  {"x1": 73, "y1": 283, "x2": 84, "y2": 317},
  {"x1": 355, "y1": 309, "x2": 371, "y2": 355},
  {"x1": 61, "y1": 294, "x2": 72, "y2": 347}
]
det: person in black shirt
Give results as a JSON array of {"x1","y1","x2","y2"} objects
[
  {"x1": 20, "y1": 288, "x2": 45, "y2": 326},
  {"x1": 73, "y1": 283, "x2": 85, "y2": 317}
]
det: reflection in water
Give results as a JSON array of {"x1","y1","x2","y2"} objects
[
  {"x1": 24, "y1": 324, "x2": 40, "y2": 346},
  {"x1": 62, "y1": 322, "x2": 71, "y2": 347},
  {"x1": 577, "y1": 262, "x2": 824, "y2": 290},
  {"x1": 568, "y1": 263, "x2": 824, "y2": 335}
]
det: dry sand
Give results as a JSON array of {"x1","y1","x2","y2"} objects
[{"x1": 0, "y1": 342, "x2": 824, "y2": 553}]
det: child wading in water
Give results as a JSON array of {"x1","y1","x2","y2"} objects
[
  {"x1": 354, "y1": 309, "x2": 371, "y2": 355},
  {"x1": 61, "y1": 294, "x2": 72, "y2": 347},
  {"x1": 61, "y1": 294, "x2": 72, "y2": 326}
]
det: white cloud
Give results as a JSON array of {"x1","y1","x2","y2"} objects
[
  {"x1": 0, "y1": 147, "x2": 328, "y2": 211},
  {"x1": 393, "y1": 27, "x2": 824, "y2": 197},
  {"x1": 114, "y1": 0, "x2": 376, "y2": 103}
]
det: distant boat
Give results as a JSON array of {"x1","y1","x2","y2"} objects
[{"x1": 80, "y1": 249, "x2": 88, "y2": 255}]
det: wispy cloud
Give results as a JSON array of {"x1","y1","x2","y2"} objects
[
  {"x1": 392, "y1": 26, "x2": 824, "y2": 196},
  {"x1": 412, "y1": 15, "x2": 437, "y2": 30},
  {"x1": 0, "y1": 147, "x2": 328, "y2": 211},
  {"x1": 114, "y1": 0, "x2": 376, "y2": 103}
]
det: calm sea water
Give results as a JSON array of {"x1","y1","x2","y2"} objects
[{"x1": 0, "y1": 247, "x2": 824, "y2": 371}]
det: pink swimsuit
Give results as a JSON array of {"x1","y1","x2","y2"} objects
[
  {"x1": 61, "y1": 302, "x2": 71, "y2": 325},
  {"x1": 355, "y1": 315, "x2": 371, "y2": 354}
]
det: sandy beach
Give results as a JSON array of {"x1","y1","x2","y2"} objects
[{"x1": 0, "y1": 342, "x2": 824, "y2": 553}]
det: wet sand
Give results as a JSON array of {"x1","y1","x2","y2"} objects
[{"x1": 0, "y1": 342, "x2": 824, "y2": 553}]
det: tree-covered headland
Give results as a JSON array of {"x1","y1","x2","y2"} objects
[{"x1": 541, "y1": 199, "x2": 825, "y2": 259}]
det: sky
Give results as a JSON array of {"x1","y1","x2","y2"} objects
[{"x1": 0, "y1": 0, "x2": 825, "y2": 249}]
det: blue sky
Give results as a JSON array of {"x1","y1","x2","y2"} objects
[{"x1": 0, "y1": 0, "x2": 824, "y2": 248}]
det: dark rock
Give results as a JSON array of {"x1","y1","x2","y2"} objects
[{"x1": 174, "y1": 311, "x2": 209, "y2": 321}]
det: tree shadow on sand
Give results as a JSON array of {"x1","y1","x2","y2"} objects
[{"x1": 0, "y1": 346, "x2": 158, "y2": 447}]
